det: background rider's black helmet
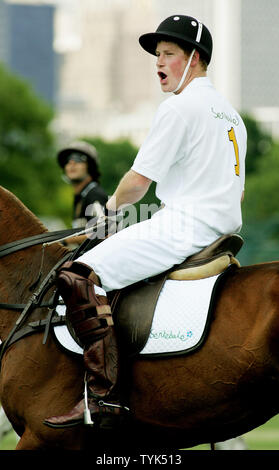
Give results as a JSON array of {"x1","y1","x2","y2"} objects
[
  {"x1": 57, "y1": 140, "x2": 100, "y2": 182},
  {"x1": 139, "y1": 15, "x2": 213, "y2": 65}
]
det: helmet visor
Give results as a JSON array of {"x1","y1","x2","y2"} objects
[{"x1": 65, "y1": 153, "x2": 88, "y2": 165}]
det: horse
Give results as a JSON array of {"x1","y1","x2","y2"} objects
[{"x1": 0, "y1": 185, "x2": 279, "y2": 450}]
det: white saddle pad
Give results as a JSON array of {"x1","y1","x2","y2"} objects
[
  {"x1": 140, "y1": 274, "x2": 219, "y2": 355},
  {"x1": 54, "y1": 305, "x2": 83, "y2": 355},
  {"x1": 53, "y1": 274, "x2": 220, "y2": 356}
]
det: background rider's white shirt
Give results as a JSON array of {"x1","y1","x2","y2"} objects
[{"x1": 132, "y1": 77, "x2": 247, "y2": 237}]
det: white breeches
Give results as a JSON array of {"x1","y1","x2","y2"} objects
[{"x1": 77, "y1": 208, "x2": 219, "y2": 292}]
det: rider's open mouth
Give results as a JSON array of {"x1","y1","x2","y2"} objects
[{"x1": 158, "y1": 71, "x2": 167, "y2": 81}]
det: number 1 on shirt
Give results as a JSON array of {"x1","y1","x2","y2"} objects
[{"x1": 228, "y1": 127, "x2": 240, "y2": 176}]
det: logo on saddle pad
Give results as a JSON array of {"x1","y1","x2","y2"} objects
[{"x1": 150, "y1": 328, "x2": 193, "y2": 342}]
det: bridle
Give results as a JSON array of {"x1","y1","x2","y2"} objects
[
  {"x1": 0, "y1": 216, "x2": 112, "y2": 365},
  {"x1": 0, "y1": 227, "x2": 85, "y2": 365},
  {"x1": 0, "y1": 228, "x2": 80, "y2": 310}
]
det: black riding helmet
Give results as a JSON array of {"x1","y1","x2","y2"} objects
[
  {"x1": 139, "y1": 15, "x2": 213, "y2": 65},
  {"x1": 57, "y1": 141, "x2": 100, "y2": 182}
]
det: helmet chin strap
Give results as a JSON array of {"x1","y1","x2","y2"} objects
[{"x1": 172, "y1": 48, "x2": 196, "y2": 94}]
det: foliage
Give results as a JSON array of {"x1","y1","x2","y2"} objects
[
  {"x1": 242, "y1": 114, "x2": 273, "y2": 175},
  {"x1": 82, "y1": 136, "x2": 138, "y2": 196},
  {"x1": 239, "y1": 116, "x2": 279, "y2": 264},
  {"x1": 0, "y1": 63, "x2": 64, "y2": 223},
  {"x1": 242, "y1": 141, "x2": 279, "y2": 222},
  {"x1": 80, "y1": 136, "x2": 160, "y2": 220}
]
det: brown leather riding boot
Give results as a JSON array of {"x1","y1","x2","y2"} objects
[{"x1": 43, "y1": 261, "x2": 128, "y2": 429}]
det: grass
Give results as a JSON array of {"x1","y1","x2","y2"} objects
[
  {"x1": 1, "y1": 415, "x2": 279, "y2": 450},
  {"x1": 243, "y1": 415, "x2": 279, "y2": 450},
  {"x1": 0, "y1": 431, "x2": 18, "y2": 451},
  {"x1": 190, "y1": 414, "x2": 279, "y2": 450}
]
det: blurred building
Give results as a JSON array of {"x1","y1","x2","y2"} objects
[
  {"x1": 241, "y1": 0, "x2": 279, "y2": 137},
  {"x1": 1, "y1": 0, "x2": 57, "y2": 105},
  {"x1": 0, "y1": 1, "x2": 8, "y2": 63},
  {"x1": 0, "y1": 0, "x2": 279, "y2": 143},
  {"x1": 53, "y1": 0, "x2": 279, "y2": 144},
  {"x1": 53, "y1": 0, "x2": 159, "y2": 145}
]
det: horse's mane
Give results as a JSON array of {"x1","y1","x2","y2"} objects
[{"x1": 0, "y1": 186, "x2": 47, "y2": 244}]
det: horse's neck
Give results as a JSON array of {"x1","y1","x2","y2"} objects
[
  {"x1": 0, "y1": 187, "x2": 69, "y2": 340},
  {"x1": 4, "y1": 211, "x2": 46, "y2": 245}
]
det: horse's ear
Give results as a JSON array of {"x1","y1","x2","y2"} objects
[{"x1": 0, "y1": 186, "x2": 48, "y2": 244}]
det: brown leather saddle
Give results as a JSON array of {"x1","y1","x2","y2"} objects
[{"x1": 112, "y1": 234, "x2": 243, "y2": 358}]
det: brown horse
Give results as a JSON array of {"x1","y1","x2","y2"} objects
[{"x1": 0, "y1": 185, "x2": 279, "y2": 450}]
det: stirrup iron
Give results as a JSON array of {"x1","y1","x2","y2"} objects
[
  {"x1": 84, "y1": 373, "x2": 94, "y2": 426},
  {"x1": 98, "y1": 400, "x2": 130, "y2": 412}
]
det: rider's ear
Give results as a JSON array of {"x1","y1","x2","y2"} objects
[{"x1": 192, "y1": 50, "x2": 200, "y2": 66}]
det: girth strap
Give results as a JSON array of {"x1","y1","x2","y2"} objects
[
  {"x1": 0, "y1": 314, "x2": 66, "y2": 359},
  {"x1": 4, "y1": 314, "x2": 66, "y2": 348}
]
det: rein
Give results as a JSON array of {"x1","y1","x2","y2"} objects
[
  {"x1": 0, "y1": 228, "x2": 82, "y2": 259},
  {"x1": 0, "y1": 228, "x2": 79, "y2": 365},
  {"x1": 0, "y1": 228, "x2": 81, "y2": 312},
  {"x1": 0, "y1": 221, "x2": 107, "y2": 366},
  {"x1": 0, "y1": 251, "x2": 71, "y2": 362}
]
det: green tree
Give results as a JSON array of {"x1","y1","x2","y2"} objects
[
  {"x1": 0, "y1": 64, "x2": 65, "y2": 221},
  {"x1": 242, "y1": 114, "x2": 273, "y2": 175},
  {"x1": 80, "y1": 136, "x2": 160, "y2": 221},
  {"x1": 242, "y1": 141, "x2": 279, "y2": 222},
  {"x1": 239, "y1": 121, "x2": 279, "y2": 265}
]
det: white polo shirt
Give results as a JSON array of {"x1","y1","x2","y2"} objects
[
  {"x1": 80, "y1": 77, "x2": 247, "y2": 291},
  {"x1": 132, "y1": 77, "x2": 247, "y2": 236}
]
